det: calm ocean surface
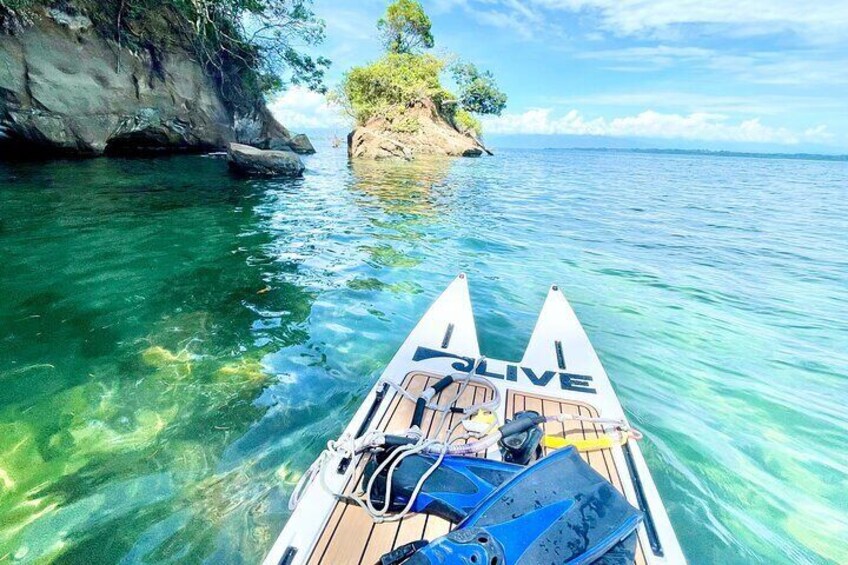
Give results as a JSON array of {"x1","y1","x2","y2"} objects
[{"x1": 0, "y1": 146, "x2": 846, "y2": 564}]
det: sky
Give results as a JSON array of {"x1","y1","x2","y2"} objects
[{"x1": 269, "y1": 0, "x2": 848, "y2": 153}]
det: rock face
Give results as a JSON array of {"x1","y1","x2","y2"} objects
[
  {"x1": 0, "y1": 9, "x2": 311, "y2": 157},
  {"x1": 233, "y1": 105, "x2": 303, "y2": 153},
  {"x1": 227, "y1": 143, "x2": 304, "y2": 177},
  {"x1": 348, "y1": 98, "x2": 488, "y2": 160}
]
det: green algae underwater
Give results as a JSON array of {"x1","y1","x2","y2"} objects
[
  {"x1": 0, "y1": 155, "x2": 317, "y2": 563},
  {"x1": 1, "y1": 148, "x2": 847, "y2": 564}
]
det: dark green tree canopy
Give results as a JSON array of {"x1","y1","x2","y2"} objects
[
  {"x1": 452, "y1": 62, "x2": 507, "y2": 116},
  {"x1": 377, "y1": 0, "x2": 434, "y2": 54}
]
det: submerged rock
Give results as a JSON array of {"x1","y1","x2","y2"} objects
[
  {"x1": 348, "y1": 98, "x2": 489, "y2": 160},
  {"x1": 141, "y1": 345, "x2": 192, "y2": 366},
  {"x1": 227, "y1": 143, "x2": 305, "y2": 177},
  {"x1": 216, "y1": 359, "x2": 267, "y2": 384}
]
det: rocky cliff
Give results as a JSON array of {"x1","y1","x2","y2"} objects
[
  {"x1": 0, "y1": 8, "x2": 311, "y2": 158},
  {"x1": 348, "y1": 98, "x2": 489, "y2": 160}
]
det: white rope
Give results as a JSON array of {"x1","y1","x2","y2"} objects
[
  {"x1": 550, "y1": 414, "x2": 629, "y2": 427},
  {"x1": 288, "y1": 357, "x2": 503, "y2": 519},
  {"x1": 287, "y1": 358, "x2": 639, "y2": 520},
  {"x1": 376, "y1": 369, "x2": 501, "y2": 416},
  {"x1": 358, "y1": 409, "x2": 473, "y2": 522},
  {"x1": 357, "y1": 364, "x2": 482, "y2": 522}
]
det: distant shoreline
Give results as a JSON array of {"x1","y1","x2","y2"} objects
[
  {"x1": 293, "y1": 128, "x2": 848, "y2": 162},
  {"x1": 505, "y1": 146, "x2": 848, "y2": 162}
]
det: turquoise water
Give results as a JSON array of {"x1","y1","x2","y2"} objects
[{"x1": 0, "y1": 147, "x2": 846, "y2": 564}]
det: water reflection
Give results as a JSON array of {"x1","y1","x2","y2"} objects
[
  {"x1": 345, "y1": 157, "x2": 459, "y2": 286},
  {"x1": 348, "y1": 156, "x2": 453, "y2": 218}
]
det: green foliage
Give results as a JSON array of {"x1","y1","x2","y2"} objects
[
  {"x1": 336, "y1": 53, "x2": 449, "y2": 124},
  {"x1": 377, "y1": 0, "x2": 434, "y2": 54},
  {"x1": 0, "y1": 0, "x2": 330, "y2": 110},
  {"x1": 452, "y1": 108, "x2": 482, "y2": 136},
  {"x1": 451, "y1": 61, "x2": 507, "y2": 116},
  {"x1": 335, "y1": 0, "x2": 506, "y2": 135},
  {"x1": 390, "y1": 114, "x2": 421, "y2": 133}
]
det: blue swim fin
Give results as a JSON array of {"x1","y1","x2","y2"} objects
[
  {"x1": 364, "y1": 453, "x2": 521, "y2": 522},
  {"x1": 404, "y1": 447, "x2": 643, "y2": 564}
]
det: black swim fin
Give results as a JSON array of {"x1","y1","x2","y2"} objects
[{"x1": 405, "y1": 447, "x2": 643, "y2": 564}]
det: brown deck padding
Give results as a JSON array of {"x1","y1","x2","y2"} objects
[
  {"x1": 307, "y1": 372, "x2": 493, "y2": 565},
  {"x1": 508, "y1": 390, "x2": 648, "y2": 565}
]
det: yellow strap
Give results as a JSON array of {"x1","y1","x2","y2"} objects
[
  {"x1": 470, "y1": 409, "x2": 496, "y2": 425},
  {"x1": 542, "y1": 433, "x2": 625, "y2": 452},
  {"x1": 462, "y1": 409, "x2": 497, "y2": 434}
]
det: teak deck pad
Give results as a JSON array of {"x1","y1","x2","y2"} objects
[{"x1": 307, "y1": 371, "x2": 646, "y2": 564}]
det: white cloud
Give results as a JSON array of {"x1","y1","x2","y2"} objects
[
  {"x1": 266, "y1": 87, "x2": 836, "y2": 147},
  {"x1": 531, "y1": 0, "x2": 848, "y2": 43},
  {"x1": 429, "y1": 1, "x2": 848, "y2": 90},
  {"x1": 483, "y1": 108, "x2": 833, "y2": 145},
  {"x1": 707, "y1": 53, "x2": 848, "y2": 86},
  {"x1": 574, "y1": 45, "x2": 848, "y2": 86},
  {"x1": 470, "y1": 7, "x2": 537, "y2": 39},
  {"x1": 549, "y1": 92, "x2": 844, "y2": 117},
  {"x1": 267, "y1": 86, "x2": 349, "y2": 130},
  {"x1": 577, "y1": 45, "x2": 714, "y2": 69},
  {"x1": 432, "y1": 0, "x2": 563, "y2": 41},
  {"x1": 435, "y1": 0, "x2": 848, "y2": 44}
]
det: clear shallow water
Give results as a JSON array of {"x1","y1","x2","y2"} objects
[{"x1": 0, "y1": 147, "x2": 846, "y2": 564}]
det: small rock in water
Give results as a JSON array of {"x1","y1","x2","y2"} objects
[
  {"x1": 288, "y1": 133, "x2": 316, "y2": 155},
  {"x1": 266, "y1": 133, "x2": 315, "y2": 154},
  {"x1": 227, "y1": 143, "x2": 305, "y2": 178}
]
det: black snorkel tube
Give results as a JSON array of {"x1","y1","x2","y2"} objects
[{"x1": 410, "y1": 375, "x2": 456, "y2": 429}]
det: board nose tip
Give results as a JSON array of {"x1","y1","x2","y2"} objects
[{"x1": 551, "y1": 284, "x2": 559, "y2": 291}]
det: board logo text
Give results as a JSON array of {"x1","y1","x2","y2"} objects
[{"x1": 412, "y1": 347, "x2": 596, "y2": 394}]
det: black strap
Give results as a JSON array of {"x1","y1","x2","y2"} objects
[{"x1": 380, "y1": 540, "x2": 429, "y2": 565}]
